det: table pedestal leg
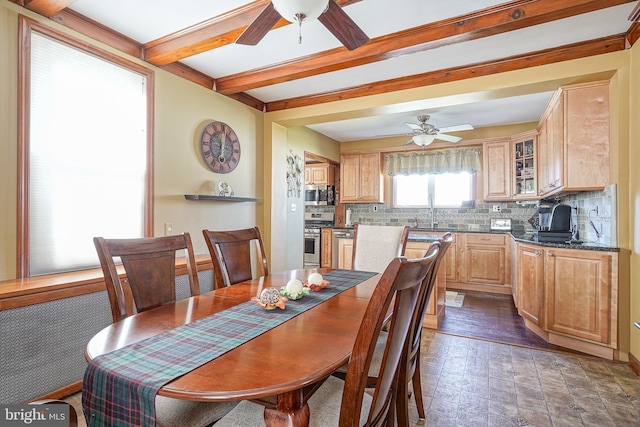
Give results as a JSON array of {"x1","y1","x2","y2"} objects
[{"x1": 263, "y1": 391, "x2": 310, "y2": 427}]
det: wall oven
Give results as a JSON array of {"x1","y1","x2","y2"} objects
[{"x1": 304, "y1": 185, "x2": 335, "y2": 206}]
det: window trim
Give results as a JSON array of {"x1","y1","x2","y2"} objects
[{"x1": 17, "y1": 16, "x2": 155, "y2": 278}]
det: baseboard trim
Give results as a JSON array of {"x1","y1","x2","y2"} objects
[{"x1": 629, "y1": 352, "x2": 640, "y2": 376}]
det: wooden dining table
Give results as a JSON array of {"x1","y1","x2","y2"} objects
[{"x1": 84, "y1": 268, "x2": 381, "y2": 427}]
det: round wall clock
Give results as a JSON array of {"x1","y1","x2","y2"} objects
[{"x1": 200, "y1": 120, "x2": 241, "y2": 174}]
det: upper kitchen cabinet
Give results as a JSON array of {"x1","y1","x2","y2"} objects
[
  {"x1": 305, "y1": 163, "x2": 335, "y2": 185},
  {"x1": 512, "y1": 131, "x2": 537, "y2": 200},
  {"x1": 537, "y1": 80, "x2": 610, "y2": 197},
  {"x1": 340, "y1": 152, "x2": 383, "y2": 203},
  {"x1": 482, "y1": 138, "x2": 512, "y2": 201}
]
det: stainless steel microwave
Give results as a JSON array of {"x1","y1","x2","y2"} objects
[{"x1": 305, "y1": 185, "x2": 335, "y2": 205}]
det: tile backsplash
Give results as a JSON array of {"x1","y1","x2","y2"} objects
[{"x1": 307, "y1": 184, "x2": 616, "y2": 246}]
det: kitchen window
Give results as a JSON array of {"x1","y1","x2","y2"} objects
[
  {"x1": 392, "y1": 172, "x2": 475, "y2": 208},
  {"x1": 17, "y1": 18, "x2": 154, "y2": 277}
]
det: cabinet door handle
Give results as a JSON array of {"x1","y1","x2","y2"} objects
[{"x1": 547, "y1": 252, "x2": 554, "y2": 257}]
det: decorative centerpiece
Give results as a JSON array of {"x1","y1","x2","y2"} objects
[
  {"x1": 252, "y1": 287, "x2": 287, "y2": 310},
  {"x1": 304, "y1": 272, "x2": 329, "y2": 291},
  {"x1": 280, "y1": 278, "x2": 309, "y2": 300}
]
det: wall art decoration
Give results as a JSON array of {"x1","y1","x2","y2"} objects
[{"x1": 286, "y1": 150, "x2": 303, "y2": 198}]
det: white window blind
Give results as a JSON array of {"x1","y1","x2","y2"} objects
[{"x1": 29, "y1": 32, "x2": 148, "y2": 276}]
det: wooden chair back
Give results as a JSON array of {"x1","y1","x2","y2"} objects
[
  {"x1": 409, "y1": 232, "x2": 453, "y2": 367},
  {"x1": 340, "y1": 249, "x2": 439, "y2": 426},
  {"x1": 93, "y1": 233, "x2": 200, "y2": 323},
  {"x1": 351, "y1": 224, "x2": 409, "y2": 273},
  {"x1": 396, "y1": 232, "x2": 453, "y2": 426},
  {"x1": 202, "y1": 227, "x2": 268, "y2": 289}
]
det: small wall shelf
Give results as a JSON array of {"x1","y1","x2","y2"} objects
[{"x1": 184, "y1": 194, "x2": 259, "y2": 203}]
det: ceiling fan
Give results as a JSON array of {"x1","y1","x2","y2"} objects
[
  {"x1": 404, "y1": 115, "x2": 474, "y2": 146},
  {"x1": 236, "y1": 0, "x2": 369, "y2": 51}
]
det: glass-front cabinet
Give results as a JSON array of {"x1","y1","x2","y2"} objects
[{"x1": 513, "y1": 132, "x2": 537, "y2": 199}]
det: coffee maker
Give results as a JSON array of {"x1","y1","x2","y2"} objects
[{"x1": 533, "y1": 200, "x2": 574, "y2": 242}]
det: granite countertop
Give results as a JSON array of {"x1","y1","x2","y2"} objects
[{"x1": 331, "y1": 226, "x2": 619, "y2": 252}]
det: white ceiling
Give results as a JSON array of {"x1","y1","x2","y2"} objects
[{"x1": 64, "y1": 0, "x2": 638, "y2": 142}]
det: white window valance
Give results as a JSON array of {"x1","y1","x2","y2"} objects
[{"x1": 384, "y1": 148, "x2": 481, "y2": 176}]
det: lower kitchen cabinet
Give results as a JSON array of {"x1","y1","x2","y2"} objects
[
  {"x1": 405, "y1": 240, "x2": 447, "y2": 329},
  {"x1": 517, "y1": 243, "x2": 544, "y2": 325},
  {"x1": 320, "y1": 228, "x2": 332, "y2": 268},
  {"x1": 544, "y1": 247, "x2": 615, "y2": 346},
  {"x1": 515, "y1": 242, "x2": 618, "y2": 359},
  {"x1": 452, "y1": 233, "x2": 511, "y2": 294},
  {"x1": 337, "y1": 238, "x2": 353, "y2": 270}
]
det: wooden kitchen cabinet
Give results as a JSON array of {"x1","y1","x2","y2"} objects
[
  {"x1": 544, "y1": 247, "x2": 615, "y2": 346},
  {"x1": 320, "y1": 228, "x2": 333, "y2": 268},
  {"x1": 340, "y1": 152, "x2": 383, "y2": 203},
  {"x1": 337, "y1": 238, "x2": 353, "y2": 269},
  {"x1": 305, "y1": 163, "x2": 334, "y2": 185},
  {"x1": 537, "y1": 80, "x2": 610, "y2": 197},
  {"x1": 405, "y1": 240, "x2": 447, "y2": 329},
  {"x1": 516, "y1": 243, "x2": 544, "y2": 326},
  {"x1": 514, "y1": 242, "x2": 618, "y2": 359},
  {"x1": 512, "y1": 131, "x2": 537, "y2": 199},
  {"x1": 457, "y1": 233, "x2": 511, "y2": 293},
  {"x1": 482, "y1": 138, "x2": 512, "y2": 201}
]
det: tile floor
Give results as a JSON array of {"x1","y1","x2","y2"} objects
[
  {"x1": 65, "y1": 331, "x2": 639, "y2": 426},
  {"x1": 413, "y1": 331, "x2": 639, "y2": 426}
]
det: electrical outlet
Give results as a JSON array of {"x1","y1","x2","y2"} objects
[
  {"x1": 492, "y1": 205, "x2": 501, "y2": 213},
  {"x1": 164, "y1": 223, "x2": 173, "y2": 236},
  {"x1": 372, "y1": 205, "x2": 378, "y2": 212}
]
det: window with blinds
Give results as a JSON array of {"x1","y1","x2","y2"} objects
[{"x1": 20, "y1": 21, "x2": 153, "y2": 276}]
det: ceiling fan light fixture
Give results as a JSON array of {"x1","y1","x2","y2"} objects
[
  {"x1": 412, "y1": 134, "x2": 436, "y2": 146},
  {"x1": 272, "y1": 0, "x2": 330, "y2": 23}
]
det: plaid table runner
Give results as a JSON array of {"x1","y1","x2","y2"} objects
[{"x1": 82, "y1": 269, "x2": 377, "y2": 427}]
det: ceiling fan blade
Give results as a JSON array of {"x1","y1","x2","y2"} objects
[
  {"x1": 435, "y1": 133, "x2": 463, "y2": 143},
  {"x1": 405, "y1": 122, "x2": 423, "y2": 131},
  {"x1": 438, "y1": 123, "x2": 474, "y2": 133},
  {"x1": 236, "y1": 2, "x2": 281, "y2": 46},
  {"x1": 318, "y1": 1, "x2": 369, "y2": 51}
]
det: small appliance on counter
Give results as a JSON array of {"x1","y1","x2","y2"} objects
[{"x1": 532, "y1": 200, "x2": 574, "y2": 243}]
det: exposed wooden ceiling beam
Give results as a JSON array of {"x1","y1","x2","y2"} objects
[
  {"x1": 265, "y1": 35, "x2": 626, "y2": 111},
  {"x1": 142, "y1": 0, "x2": 362, "y2": 66},
  {"x1": 19, "y1": 0, "x2": 77, "y2": 17},
  {"x1": 216, "y1": 0, "x2": 633, "y2": 95}
]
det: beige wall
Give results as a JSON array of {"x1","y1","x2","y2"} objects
[
  {"x1": 629, "y1": 40, "x2": 640, "y2": 362},
  {"x1": 0, "y1": 1, "x2": 263, "y2": 280}
]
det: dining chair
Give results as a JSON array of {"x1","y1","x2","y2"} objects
[
  {"x1": 397, "y1": 232, "x2": 453, "y2": 426},
  {"x1": 334, "y1": 233, "x2": 452, "y2": 426},
  {"x1": 93, "y1": 233, "x2": 202, "y2": 323},
  {"x1": 213, "y1": 249, "x2": 439, "y2": 427},
  {"x1": 93, "y1": 233, "x2": 238, "y2": 427},
  {"x1": 351, "y1": 224, "x2": 410, "y2": 273},
  {"x1": 202, "y1": 227, "x2": 269, "y2": 289}
]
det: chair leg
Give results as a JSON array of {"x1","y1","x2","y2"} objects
[
  {"x1": 412, "y1": 358, "x2": 426, "y2": 420},
  {"x1": 396, "y1": 370, "x2": 411, "y2": 427}
]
